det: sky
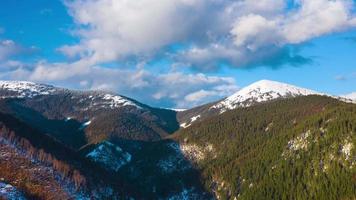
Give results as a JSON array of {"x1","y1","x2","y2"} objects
[{"x1": 0, "y1": 0, "x2": 355, "y2": 108}]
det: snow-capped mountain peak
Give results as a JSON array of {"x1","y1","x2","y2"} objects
[
  {"x1": 0, "y1": 80, "x2": 142, "y2": 110},
  {"x1": 0, "y1": 80, "x2": 57, "y2": 98},
  {"x1": 211, "y1": 80, "x2": 321, "y2": 113}
]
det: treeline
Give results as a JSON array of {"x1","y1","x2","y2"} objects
[{"x1": 0, "y1": 125, "x2": 86, "y2": 189}]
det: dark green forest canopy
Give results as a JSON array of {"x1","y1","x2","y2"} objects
[{"x1": 173, "y1": 95, "x2": 356, "y2": 200}]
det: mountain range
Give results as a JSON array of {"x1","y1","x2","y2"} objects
[{"x1": 0, "y1": 80, "x2": 355, "y2": 200}]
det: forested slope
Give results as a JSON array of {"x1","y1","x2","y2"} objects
[{"x1": 173, "y1": 95, "x2": 356, "y2": 200}]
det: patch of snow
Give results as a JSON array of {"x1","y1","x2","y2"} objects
[
  {"x1": 265, "y1": 122, "x2": 273, "y2": 132},
  {"x1": 180, "y1": 143, "x2": 215, "y2": 163},
  {"x1": 157, "y1": 155, "x2": 189, "y2": 174},
  {"x1": 170, "y1": 108, "x2": 187, "y2": 112},
  {"x1": 157, "y1": 142, "x2": 193, "y2": 173},
  {"x1": 83, "y1": 120, "x2": 91, "y2": 126},
  {"x1": 86, "y1": 141, "x2": 131, "y2": 172},
  {"x1": 211, "y1": 80, "x2": 321, "y2": 113},
  {"x1": 190, "y1": 115, "x2": 201, "y2": 123},
  {"x1": 79, "y1": 120, "x2": 91, "y2": 130},
  {"x1": 341, "y1": 140, "x2": 353, "y2": 161},
  {"x1": 282, "y1": 130, "x2": 312, "y2": 159},
  {"x1": 287, "y1": 130, "x2": 311, "y2": 151},
  {"x1": 180, "y1": 122, "x2": 190, "y2": 128},
  {"x1": 180, "y1": 115, "x2": 201, "y2": 128},
  {"x1": 180, "y1": 144, "x2": 206, "y2": 162},
  {"x1": 101, "y1": 94, "x2": 140, "y2": 109},
  {"x1": 0, "y1": 182, "x2": 26, "y2": 200},
  {"x1": 0, "y1": 80, "x2": 56, "y2": 98}
]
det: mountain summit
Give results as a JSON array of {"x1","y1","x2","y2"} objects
[
  {"x1": 211, "y1": 80, "x2": 321, "y2": 113},
  {"x1": 178, "y1": 80, "x2": 323, "y2": 127}
]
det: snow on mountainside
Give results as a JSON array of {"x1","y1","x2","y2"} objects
[
  {"x1": 0, "y1": 81, "x2": 57, "y2": 98},
  {"x1": 211, "y1": 80, "x2": 322, "y2": 113},
  {"x1": 0, "y1": 182, "x2": 26, "y2": 200},
  {"x1": 178, "y1": 80, "x2": 325, "y2": 128},
  {"x1": 86, "y1": 141, "x2": 132, "y2": 172},
  {"x1": 0, "y1": 80, "x2": 179, "y2": 143},
  {"x1": 0, "y1": 80, "x2": 140, "y2": 109}
]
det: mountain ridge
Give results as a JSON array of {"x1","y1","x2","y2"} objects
[
  {"x1": 178, "y1": 79, "x2": 355, "y2": 128},
  {"x1": 0, "y1": 80, "x2": 355, "y2": 199}
]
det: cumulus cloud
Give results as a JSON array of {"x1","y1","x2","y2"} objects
[
  {"x1": 59, "y1": 0, "x2": 356, "y2": 70},
  {"x1": 1, "y1": 61, "x2": 238, "y2": 108},
  {"x1": 231, "y1": 0, "x2": 356, "y2": 47},
  {"x1": 0, "y1": 40, "x2": 22, "y2": 61},
  {"x1": 0, "y1": 39, "x2": 38, "y2": 62},
  {"x1": 60, "y1": 0, "x2": 284, "y2": 63},
  {"x1": 3, "y1": 0, "x2": 356, "y2": 108},
  {"x1": 60, "y1": 0, "x2": 220, "y2": 63}
]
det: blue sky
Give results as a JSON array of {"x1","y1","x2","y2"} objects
[{"x1": 0, "y1": 0, "x2": 355, "y2": 108}]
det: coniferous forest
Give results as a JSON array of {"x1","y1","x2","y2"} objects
[{"x1": 174, "y1": 96, "x2": 356, "y2": 200}]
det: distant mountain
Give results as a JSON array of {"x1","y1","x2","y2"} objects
[
  {"x1": 0, "y1": 81, "x2": 57, "y2": 98},
  {"x1": 0, "y1": 81, "x2": 179, "y2": 149},
  {"x1": 178, "y1": 80, "x2": 322, "y2": 127},
  {"x1": 212, "y1": 80, "x2": 320, "y2": 112}
]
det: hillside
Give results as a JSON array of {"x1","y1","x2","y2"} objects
[
  {"x1": 0, "y1": 81, "x2": 179, "y2": 149},
  {"x1": 177, "y1": 80, "x2": 321, "y2": 128},
  {"x1": 177, "y1": 80, "x2": 353, "y2": 128},
  {"x1": 0, "y1": 112, "x2": 137, "y2": 199},
  {"x1": 0, "y1": 81, "x2": 355, "y2": 199},
  {"x1": 173, "y1": 95, "x2": 356, "y2": 199}
]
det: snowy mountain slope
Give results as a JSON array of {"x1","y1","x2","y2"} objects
[
  {"x1": 211, "y1": 80, "x2": 322, "y2": 113},
  {"x1": 0, "y1": 80, "x2": 179, "y2": 146},
  {"x1": 0, "y1": 182, "x2": 26, "y2": 200},
  {"x1": 86, "y1": 141, "x2": 132, "y2": 172},
  {"x1": 0, "y1": 81, "x2": 57, "y2": 98},
  {"x1": 178, "y1": 80, "x2": 324, "y2": 127},
  {"x1": 0, "y1": 80, "x2": 141, "y2": 109}
]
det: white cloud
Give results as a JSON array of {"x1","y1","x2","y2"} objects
[
  {"x1": 61, "y1": 0, "x2": 217, "y2": 63},
  {"x1": 3, "y1": 0, "x2": 356, "y2": 108},
  {"x1": 342, "y1": 92, "x2": 356, "y2": 100},
  {"x1": 0, "y1": 39, "x2": 38, "y2": 62},
  {"x1": 231, "y1": 0, "x2": 356, "y2": 48},
  {"x1": 231, "y1": 14, "x2": 282, "y2": 50},
  {"x1": 283, "y1": 0, "x2": 355, "y2": 43},
  {"x1": 58, "y1": 0, "x2": 356, "y2": 70},
  {"x1": 184, "y1": 90, "x2": 218, "y2": 102},
  {"x1": 1, "y1": 61, "x2": 238, "y2": 108},
  {"x1": 28, "y1": 59, "x2": 93, "y2": 81},
  {"x1": 60, "y1": 0, "x2": 287, "y2": 63},
  {"x1": 0, "y1": 40, "x2": 20, "y2": 61}
]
